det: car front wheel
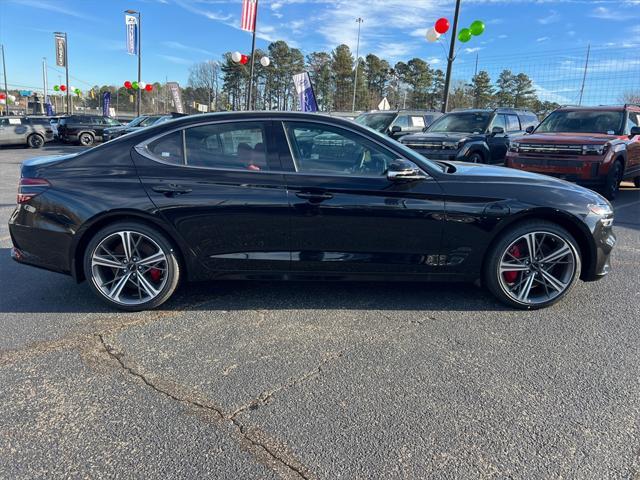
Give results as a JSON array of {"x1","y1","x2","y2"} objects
[
  {"x1": 83, "y1": 222, "x2": 180, "y2": 311},
  {"x1": 602, "y1": 161, "x2": 623, "y2": 200},
  {"x1": 27, "y1": 134, "x2": 44, "y2": 148},
  {"x1": 484, "y1": 221, "x2": 581, "y2": 309}
]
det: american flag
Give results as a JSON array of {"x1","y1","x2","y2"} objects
[{"x1": 240, "y1": 0, "x2": 258, "y2": 32}]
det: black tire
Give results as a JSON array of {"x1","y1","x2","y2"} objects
[
  {"x1": 601, "y1": 161, "x2": 623, "y2": 200},
  {"x1": 27, "y1": 134, "x2": 44, "y2": 149},
  {"x1": 467, "y1": 152, "x2": 484, "y2": 164},
  {"x1": 483, "y1": 220, "x2": 582, "y2": 310},
  {"x1": 83, "y1": 221, "x2": 181, "y2": 311},
  {"x1": 78, "y1": 132, "x2": 95, "y2": 146},
  {"x1": 634, "y1": 177, "x2": 640, "y2": 188}
]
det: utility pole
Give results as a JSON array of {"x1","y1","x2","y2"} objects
[
  {"x1": 578, "y1": 43, "x2": 590, "y2": 106},
  {"x1": 442, "y1": 0, "x2": 461, "y2": 113},
  {"x1": 1, "y1": 45, "x2": 8, "y2": 116},
  {"x1": 125, "y1": 9, "x2": 142, "y2": 116},
  {"x1": 42, "y1": 57, "x2": 48, "y2": 114},
  {"x1": 351, "y1": 17, "x2": 363, "y2": 112}
]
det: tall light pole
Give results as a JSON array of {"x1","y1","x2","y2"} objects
[
  {"x1": 125, "y1": 9, "x2": 142, "y2": 116},
  {"x1": 42, "y1": 57, "x2": 49, "y2": 114},
  {"x1": 1, "y1": 44, "x2": 8, "y2": 116},
  {"x1": 442, "y1": 0, "x2": 461, "y2": 113},
  {"x1": 351, "y1": 17, "x2": 363, "y2": 112}
]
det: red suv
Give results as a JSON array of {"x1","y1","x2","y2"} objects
[{"x1": 506, "y1": 105, "x2": 640, "y2": 199}]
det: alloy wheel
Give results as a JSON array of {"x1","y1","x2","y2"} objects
[
  {"x1": 497, "y1": 231, "x2": 577, "y2": 305},
  {"x1": 90, "y1": 230, "x2": 168, "y2": 306}
]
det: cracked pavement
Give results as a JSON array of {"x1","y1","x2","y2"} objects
[{"x1": 1, "y1": 145, "x2": 639, "y2": 479}]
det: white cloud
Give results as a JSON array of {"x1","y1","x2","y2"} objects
[
  {"x1": 157, "y1": 54, "x2": 194, "y2": 66},
  {"x1": 538, "y1": 10, "x2": 560, "y2": 25},
  {"x1": 589, "y1": 7, "x2": 624, "y2": 21},
  {"x1": 162, "y1": 41, "x2": 215, "y2": 57},
  {"x1": 463, "y1": 47, "x2": 482, "y2": 53},
  {"x1": 537, "y1": 36, "x2": 550, "y2": 42}
]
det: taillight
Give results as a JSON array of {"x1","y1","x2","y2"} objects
[{"x1": 17, "y1": 177, "x2": 50, "y2": 204}]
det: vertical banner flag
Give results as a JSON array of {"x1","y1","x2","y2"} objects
[
  {"x1": 54, "y1": 33, "x2": 66, "y2": 67},
  {"x1": 167, "y1": 82, "x2": 184, "y2": 113},
  {"x1": 102, "y1": 91, "x2": 111, "y2": 117},
  {"x1": 45, "y1": 96, "x2": 54, "y2": 116},
  {"x1": 125, "y1": 14, "x2": 138, "y2": 55},
  {"x1": 293, "y1": 72, "x2": 318, "y2": 112},
  {"x1": 241, "y1": 0, "x2": 258, "y2": 32}
]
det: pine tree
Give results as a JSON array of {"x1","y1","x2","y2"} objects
[
  {"x1": 495, "y1": 70, "x2": 516, "y2": 107},
  {"x1": 513, "y1": 73, "x2": 536, "y2": 109},
  {"x1": 471, "y1": 70, "x2": 494, "y2": 108},
  {"x1": 307, "y1": 52, "x2": 333, "y2": 111},
  {"x1": 331, "y1": 44, "x2": 354, "y2": 111}
]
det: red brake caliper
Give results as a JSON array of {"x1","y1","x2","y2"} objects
[
  {"x1": 503, "y1": 244, "x2": 521, "y2": 283},
  {"x1": 149, "y1": 268, "x2": 162, "y2": 282}
]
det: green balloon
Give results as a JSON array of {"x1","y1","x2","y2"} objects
[
  {"x1": 75, "y1": 88, "x2": 81, "y2": 95},
  {"x1": 132, "y1": 81, "x2": 139, "y2": 90},
  {"x1": 470, "y1": 20, "x2": 485, "y2": 36},
  {"x1": 53, "y1": 85, "x2": 60, "y2": 91},
  {"x1": 458, "y1": 28, "x2": 472, "y2": 43}
]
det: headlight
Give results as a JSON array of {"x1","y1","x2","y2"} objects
[
  {"x1": 588, "y1": 203, "x2": 613, "y2": 216},
  {"x1": 509, "y1": 142, "x2": 520, "y2": 152},
  {"x1": 581, "y1": 144, "x2": 607, "y2": 155}
]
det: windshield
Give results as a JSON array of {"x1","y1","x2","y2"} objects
[
  {"x1": 354, "y1": 113, "x2": 395, "y2": 132},
  {"x1": 139, "y1": 116, "x2": 162, "y2": 127},
  {"x1": 126, "y1": 116, "x2": 147, "y2": 128},
  {"x1": 535, "y1": 110, "x2": 624, "y2": 135},
  {"x1": 427, "y1": 112, "x2": 491, "y2": 134}
]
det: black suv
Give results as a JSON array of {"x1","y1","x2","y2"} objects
[
  {"x1": 58, "y1": 115, "x2": 121, "y2": 146},
  {"x1": 400, "y1": 108, "x2": 539, "y2": 164},
  {"x1": 354, "y1": 110, "x2": 443, "y2": 140}
]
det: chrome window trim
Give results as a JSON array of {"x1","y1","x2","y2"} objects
[
  {"x1": 278, "y1": 119, "x2": 432, "y2": 180},
  {"x1": 134, "y1": 118, "x2": 290, "y2": 175}
]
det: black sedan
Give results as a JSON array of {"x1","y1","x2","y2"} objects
[{"x1": 8, "y1": 112, "x2": 616, "y2": 311}]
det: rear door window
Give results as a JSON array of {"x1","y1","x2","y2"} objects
[
  {"x1": 491, "y1": 114, "x2": 507, "y2": 132},
  {"x1": 392, "y1": 115, "x2": 410, "y2": 128},
  {"x1": 147, "y1": 130, "x2": 184, "y2": 165},
  {"x1": 505, "y1": 115, "x2": 521, "y2": 132}
]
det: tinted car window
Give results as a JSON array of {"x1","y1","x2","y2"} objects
[
  {"x1": 490, "y1": 114, "x2": 507, "y2": 132},
  {"x1": 428, "y1": 112, "x2": 490, "y2": 134},
  {"x1": 284, "y1": 122, "x2": 395, "y2": 177},
  {"x1": 354, "y1": 113, "x2": 395, "y2": 132},
  {"x1": 147, "y1": 131, "x2": 184, "y2": 165},
  {"x1": 185, "y1": 122, "x2": 267, "y2": 170},
  {"x1": 536, "y1": 110, "x2": 624, "y2": 135},
  {"x1": 410, "y1": 116, "x2": 426, "y2": 128},
  {"x1": 626, "y1": 112, "x2": 640, "y2": 133},
  {"x1": 392, "y1": 115, "x2": 410, "y2": 128},
  {"x1": 506, "y1": 115, "x2": 521, "y2": 132}
]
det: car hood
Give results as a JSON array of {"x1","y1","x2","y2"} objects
[
  {"x1": 516, "y1": 132, "x2": 619, "y2": 144},
  {"x1": 443, "y1": 160, "x2": 607, "y2": 201},
  {"x1": 401, "y1": 132, "x2": 479, "y2": 143},
  {"x1": 105, "y1": 125, "x2": 133, "y2": 134}
]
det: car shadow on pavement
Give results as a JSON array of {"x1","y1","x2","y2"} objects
[
  {"x1": 0, "y1": 247, "x2": 509, "y2": 314},
  {"x1": 614, "y1": 184, "x2": 640, "y2": 232}
]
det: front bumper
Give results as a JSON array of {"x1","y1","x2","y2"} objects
[
  {"x1": 506, "y1": 152, "x2": 607, "y2": 184},
  {"x1": 402, "y1": 145, "x2": 465, "y2": 161}
]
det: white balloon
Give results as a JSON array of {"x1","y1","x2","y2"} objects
[
  {"x1": 426, "y1": 27, "x2": 441, "y2": 43},
  {"x1": 70, "y1": 86, "x2": 76, "y2": 91},
  {"x1": 231, "y1": 51, "x2": 242, "y2": 63},
  {"x1": 260, "y1": 56, "x2": 270, "y2": 67},
  {"x1": 8, "y1": 95, "x2": 16, "y2": 101},
  {"x1": 139, "y1": 82, "x2": 147, "y2": 89}
]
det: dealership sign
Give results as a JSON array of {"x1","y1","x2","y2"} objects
[
  {"x1": 54, "y1": 33, "x2": 66, "y2": 67},
  {"x1": 125, "y1": 14, "x2": 138, "y2": 55}
]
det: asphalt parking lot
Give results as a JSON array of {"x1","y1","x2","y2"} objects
[{"x1": 0, "y1": 143, "x2": 639, "y2": 479}]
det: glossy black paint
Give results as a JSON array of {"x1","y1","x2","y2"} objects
[{"x1": 8, "y1": 111, "x2": 615, "y2": 289}]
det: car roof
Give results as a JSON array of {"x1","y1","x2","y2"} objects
[
  {"x1": 360, "y1": 110, "x2": 440, "y2": 114},
  {"x1": 556, "y1": 105, "x2": 631, "y2": 112}
]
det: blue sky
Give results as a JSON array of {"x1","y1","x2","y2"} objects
[{"x1": 0, "y1": 0, "x2": 639, "y2": 104}]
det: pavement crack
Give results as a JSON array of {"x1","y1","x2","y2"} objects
[{"x1": 98, "y1": 333, "x2": 317, "y2": 480}]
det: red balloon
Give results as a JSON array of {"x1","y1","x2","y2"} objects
[
  {"x1": 0, "y1": 93, "x2": 5, "y2": 100},
  {"x1": 435, "y1": 17, "x2": 450, "y2": 34},
  {"x1": 60, "y1": 85, "x2": 67, "y2": 91},
  {"x1": 240, "y1": 54, "x2": 249, "y2": 65},
  {"x1": 124, "y1": 81, "x2": 132, "y2": 89},
  {"x1": 145, "y1": 84, "x2": 153, "y2": 92}
]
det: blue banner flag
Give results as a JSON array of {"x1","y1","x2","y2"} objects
[
  {"x1": 45, "y1": 96, "x2": 54, "y2": 116},
  {"x1": 293, "y1": 72, "x2": 318, "y2": 112},
  {"x1": 102, "y1": 91, "x2": 111, "y2": 117},
  {"x1": 125, "y1": 14, "x2": 138, "y2": 55}
]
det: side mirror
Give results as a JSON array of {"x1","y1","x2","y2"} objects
[
  {"x1": 491, "y1": 126, "x2": 505, "y2": 136},
  {"x1": 525, "y1": 125, "x2": 535, "y2": 134},
  {"x1": 630, "y1": 126, "x2": 640, "y2": 138},
  {"x1": 390, "y1": 125, "x2": 402, "y2": 134},
  {"x1": 387, "y1": 159, "x2": 426, "y2": 182}
]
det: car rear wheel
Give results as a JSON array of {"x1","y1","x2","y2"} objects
[
  {"x1": 83, "y1": 222, "x2": 180, "y2": 311},
  {"x1": 602, "y1": 161, "x2": 623, "y2": 200},
  {"x1": 27, "y1": 134, "x2": 44, "y2": 149},
  {"x1": 79, "y1": 132, "x2": 95, "y2": 146},
  {"x1": 484, "y1": 221, "x2": 581, "y2": 309}
]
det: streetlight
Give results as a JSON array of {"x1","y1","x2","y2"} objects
[
  {"x1": 1, "y1": 44, "x2": 8, "y2": 116},
  {"x1": 125, "y1": 9, "x2": 142, "y2": 116}
]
